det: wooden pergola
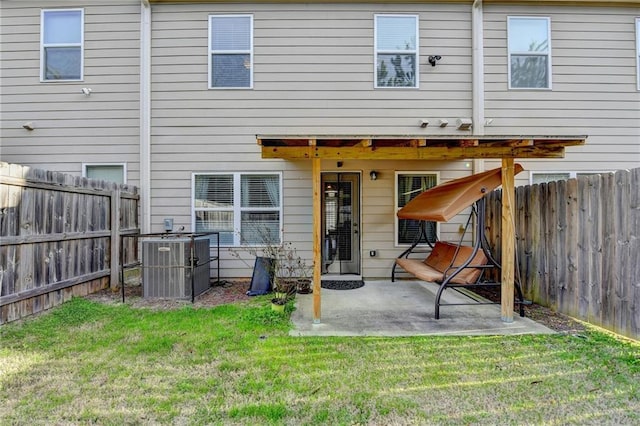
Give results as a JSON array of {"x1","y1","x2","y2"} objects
[{"x1": 257, "y1": 135, "x2": 586, "y2": 323}]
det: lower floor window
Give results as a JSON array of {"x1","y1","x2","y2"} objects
[
  {"x1": 193, "y1": 172, "x2": 282, "y2": 246},
  {"x1": 531, "y1": 171, "x2": 603, "y2": 185},
  {"x1": 396, "y1": 172, "x2": 438, "y2": 245},
  {"x1": 83, "y1": 163, "x2": 126, "y2": 184}
]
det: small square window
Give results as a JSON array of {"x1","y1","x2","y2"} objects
[
  {"x1": 531, "y1": 172, "x2": 570, "y2": 184},
  {"x1": 41, "y1": 9, "x2": 83, "y2": 81},
  {"x1": 508, "y1": 17, "x2": 551, "y2": 89},
  {"x1": 375, "y1": 15, "x2": 419, "y2": 88},
  {"x1": 209, "y1": 15, "x2": 253, "y2": 89},
  {"x1": 83, "y1": 164, "x2": 126, "y2": 184},
  {"x1": 530, "y1": 171, "x2": 605, "y2": 185}
]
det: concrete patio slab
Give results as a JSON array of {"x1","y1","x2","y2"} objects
[{"x1": 290, "y1": 280, "x2": 554, "y2": 337}]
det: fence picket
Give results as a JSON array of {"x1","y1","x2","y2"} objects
[
  {"x1": 589, "y1": 175, "x2": 603, "y2": 324},
  {"x1": 565, "y1": 178, "x2": 579, "y2": 318},
  {"x1": 577, "y1": 177, "x2": 591, "y2": 318},
  {"x1": 614, "y1": 171, "x2": 630, "y2": 335}
]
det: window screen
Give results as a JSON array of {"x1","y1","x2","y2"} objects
[
  {"x1": 209, "y1": 15, "x2": 253, "y2": 88},
  {"x1": 508, "y1": 17, "x2": 551, "y2": 89},
  {"x1": 42, "y1": 9, "x2": 83, "y2": 81},
  {"x1": 375, "y1": 15, "x2": 419, "y2": 88}
]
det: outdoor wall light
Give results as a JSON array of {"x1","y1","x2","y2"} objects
[
  {"x1": 22, "y1": 122, "x2": 35, "y2": 131},
  {"x1": 81, "y1": 87, "x2": 92, "y2": 96},
  {"x1": 325, "y1": 183, "x2": 337, "y2": 197},
  {"x1": 419, "y1": 120, "x2": 429, "y2": 128},
  {"x1": 428, "y1": 55, "x2": 442, "y2": 66},
  {"x1": 370, "y1": 170, "x2": 378, "y2": 181},
  {"x1": 438, "y1": 119, "x2": 449, "y2": 128}
]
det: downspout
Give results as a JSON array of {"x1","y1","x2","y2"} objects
[
  {"x1": 140, "y1": 0, "x2": 151, "y2": 233},
  {"x1": 472, "y1": 0, "x2": 485, "y2": 174}
]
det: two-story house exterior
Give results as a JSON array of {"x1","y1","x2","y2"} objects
[{"x1": 1, "y1": 0, "x2": 639, "y2": 282}]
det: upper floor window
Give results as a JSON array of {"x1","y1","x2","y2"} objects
[
  {"x1": 193, "y1": 172, "x2": 281, "y2": 246},
  {"x1": 209, "y1": 15, "x2": 253, "y2": 89},
  {"x1": 375, "y1": 15, "x2": 419, "y2": 88},
  {"x1": 83, "y1": 163, "x2": 126, "y2": 184},
  {"x1": 636, "y1": 18, "x2": 640, "y2": 90},
  {"x1": 508, "y1": 17, "x2": 551, "y2": 89},
  {"x1": 396, "y1": 172, "x2": 438, "y2": 246},
  {"x1": 41, "y1": 9, "x2": 83, "y2": 81}
]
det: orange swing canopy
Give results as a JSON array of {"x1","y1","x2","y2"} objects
[{"x1": 397, "y1": 164, "x2": 524, "y2": 222}]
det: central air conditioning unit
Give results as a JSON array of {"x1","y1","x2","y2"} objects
[{"x1": 142, "y1": 236, "x2": 210, "y2": 299}]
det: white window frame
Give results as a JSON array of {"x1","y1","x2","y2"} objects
[
  {"x1": 82, "y1": 163, "x2": 127, "y2": 184},
  {"x1": 192, "y1": 172, "x2": 282, "y2": 246},
  {"x1": 636, "y1": 18, "x2": 640, "y2": 90},
  {"x1": 41, "y1": 8, "x2": 84, "y2": 82},
  {"x1": 394, "y1": 171, "x2": 439, "y2": 246},
  {"x1": 374, "y1": 14, "x2": 419, "y2": 89},
  {"x1": 529, "y1": 171, "x2": 609, "y2": 185},
  {"x1": 507, "y1": 16, "x2": 552, "y2": 90},
  {"x1": 208, "y1": 14, "x2": 253, "y2": 89}
]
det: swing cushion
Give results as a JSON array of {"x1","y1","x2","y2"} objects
[{"x1": 396, "y1": 241, "x2": 488, "y2": 285}]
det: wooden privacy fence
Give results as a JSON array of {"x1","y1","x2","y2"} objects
[
  {"x1": 0, "y1": 163, "x2": 139, "y2": 324},
  {"x1": 485, "y1": 168, "x2": 639, "y2": 340}
]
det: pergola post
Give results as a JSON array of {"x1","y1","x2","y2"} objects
[
  {"x1": 500, "y1": 158, "x2": 515, "y2": 322},
  {"x1": 312, "y1": 156, "x2": 322, "y2": 323}
]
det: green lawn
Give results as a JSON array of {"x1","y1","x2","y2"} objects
[{"x1": 1, "y1": 297, "x2": 638, "y2": 425}]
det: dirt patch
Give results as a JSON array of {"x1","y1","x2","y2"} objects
[
  {"x1": 84, "y1": 280, "x2": 253, "y2": 310},
  {"x1": 468, "y1": 287, "x2": 586, "y2": 334}
]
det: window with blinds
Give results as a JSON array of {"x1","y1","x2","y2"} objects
[
  {"x1": 193, "y1": 173, "x2": 281, "y2": 246},
  {"x1": 375, "y1": 14, "x2": 419, "y2": 88},
  {"x1": 209, "y1": 15, "x2": 253, "y2": 89},
  {"x1": 396, "y1": 172, "x2": 438, "y2": 245}
]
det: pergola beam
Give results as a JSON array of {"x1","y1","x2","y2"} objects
[{"x1": 261, "y1": 145, "x2": 569, "y2": 160}]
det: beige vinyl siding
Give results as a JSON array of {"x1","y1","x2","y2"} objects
[
  {"x1": 0, "y1": 0, "x2": 141, "y2": 184},
  {"x1": 150, "y1": 3, "x2": 475, "y2": 277},
  {"x1": 484, "y1": 4, "x2": 640, "y2": 175}
]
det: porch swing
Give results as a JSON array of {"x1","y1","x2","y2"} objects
[{"x1": 391, "y1": 165, "x2": 526, "y2": 319}]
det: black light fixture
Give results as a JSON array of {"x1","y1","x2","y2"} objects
[
  {"x1": 428, "y1": 55, "x2": 442, "y2": 67},
  {"x1": 369, "y1": 170, "x2": 378, "y2": 181}
]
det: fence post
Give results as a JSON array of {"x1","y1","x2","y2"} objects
[{"x1": 110, "y1": 186, "x2": 121, "y2": 290}]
